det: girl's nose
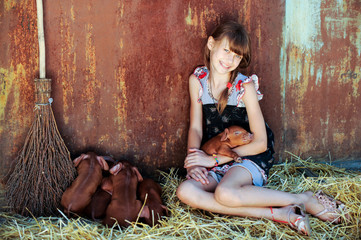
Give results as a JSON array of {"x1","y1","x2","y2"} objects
[{"x1": 227, "y1": 53, "x2": 237, "y2": 64}]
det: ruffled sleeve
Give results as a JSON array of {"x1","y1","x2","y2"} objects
[
  {"x1": 193, "y1": 67, "x2": 208, "y2": 103},
  {"x1": 236, "y1": 74, "x2": 263, "y2": 107}
]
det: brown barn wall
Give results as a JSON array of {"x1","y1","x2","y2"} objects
[{"x1": 0, "y1": 0, "x2": 360, "y2": 177}]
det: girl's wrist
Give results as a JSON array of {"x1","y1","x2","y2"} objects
[{"x1": 212, "y1": 154, "x2": 219, "y2": 167}]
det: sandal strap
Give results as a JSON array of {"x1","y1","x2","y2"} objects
[
  {"x1": 293, "y1": 216, "x2": 311, "y2": 235},
  {"x1": 270, "y1": 207, "x2": 288, "y2": 224},
  {"x1": 314, "y1": 208, "x2": 329, "y2": 217}
]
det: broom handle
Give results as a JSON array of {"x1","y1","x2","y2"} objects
[{"x1": 36, "y1": 0, "x2": 46, "y2": 79}]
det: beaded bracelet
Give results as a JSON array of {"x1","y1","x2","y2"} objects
[{"x1": 212, "y1": 154, "x2": 219, "y2": 167}]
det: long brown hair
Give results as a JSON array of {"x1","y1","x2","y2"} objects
[{"x1": 204, "y1": 21, "x2": 251, "y2": 114}]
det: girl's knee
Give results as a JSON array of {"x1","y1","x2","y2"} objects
[
  {"x1": 214, "y1": 185, "x2": 243, "y2": 207},
  {"x1": 176, "y1": 181, "x2": 197, "y2": 205},
  {"x1": 214, "y1": 185, "x2": 231, "y2": 204}
]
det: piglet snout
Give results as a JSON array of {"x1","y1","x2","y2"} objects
[{"x1": 243, "y1": 133, "x2": 253, "y2": 143}]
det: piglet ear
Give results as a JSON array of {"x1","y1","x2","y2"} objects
[
  {"x1": 101, "y1": 177, "x2": 113, "y2": 195},
  {"x1": 161, "y1": 204, "x2": 169, "y2": 217},
  {"x1": 133, "y1": 166, "x2": 143, "y2": 182},
  {"x1": 220, "y1": 128, "x2": 229, "y2": 142},
  {"x1": 73, "y1": 154, "x2": 86, "y2": 167},
  {"x1": 97, "y1": 156, "x2": 109, "y2": 170},
  {"x1": 139, "y1": 205, "x2": 150, "y2": 219},
  {"x1": 109, "y1": 163, "x2": 123, "y2": 175}
]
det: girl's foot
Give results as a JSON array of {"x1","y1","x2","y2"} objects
[
  {"x1": 270, "y1": 205, "x2": 311, "y2": 236},
  {"x1": 302, "y1": 191, "x2": 349, "y2": 224}
]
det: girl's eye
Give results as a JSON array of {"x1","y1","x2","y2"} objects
[
  {"x1": 224, "y1": 49, "x2": 230, "y2": 53},
  {"x1": 235, "y1": 55, "x2": 242, "y2": 59}
]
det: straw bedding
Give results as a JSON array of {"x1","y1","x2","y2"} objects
[{"x1": 0, "y1": 152, "x2": 360, "y2": 239}]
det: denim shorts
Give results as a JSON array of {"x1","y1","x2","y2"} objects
[{"x1": 208, "y1": 159, "x2": 265, "y2": 187}]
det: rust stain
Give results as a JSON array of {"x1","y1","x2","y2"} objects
[
  {"x1": 59, "y1": 9, "x2": 77, "y2": 125},
  {"x1": 84, "y1": 23, "x2": 99, "y2": 122},
  {"x1": 333, "y1": 132, "x2": 346, "y2": 145},
  {"x1": 185, "y1": 3, "x2": 220, "y2": 38},
  {"x1": 113, "y1": 66, "x2": 129, "y2": 151},
  {"x1": 185, "y1": 3, "x2": 198, "y2": 27},
  {"x1": 4, "y1": 0, "x2": 16, "y2": 12},
  {"x1": 70, "y1": 4, "x2": 75, "y2": 22},
  {"x1": 98, "y1": 134, "x2": 110, "y2": 145},
  {"x1": 0, "y1": 0, "x2": 38, "y2": 170},
  {"x1": 0, "y1": 67, "x2": 15, "y2": 128},
  {"x1": 199, "y1": 7, "x2": 219, "y2": 38}
]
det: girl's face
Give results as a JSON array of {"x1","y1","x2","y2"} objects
[{"x1": 207, "y1": 37, "x2": 243, "y2": 75}]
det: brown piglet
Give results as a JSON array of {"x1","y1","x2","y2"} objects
[
  {"x1": 201, "y1": 126, "x2": 253, "y2": 161},
  {"x1": 103, "y1": 161, "x2": 146, "y2": 227},
  {"x1": 83, "y1": 177, "x2": 112, "y2": 220},
  {"x1": 137, "y1": 178, "x2": 168, "y2": 226},
  {"x1": 61, "y1": 152, "x2": 109, "y2": 215}
]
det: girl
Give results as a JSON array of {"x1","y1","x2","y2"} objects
[{"x1": 176, "y1": 21, "x2": 347, "y2": 236}]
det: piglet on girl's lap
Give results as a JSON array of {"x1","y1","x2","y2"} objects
[{"x1": 201, "y1": 125, "x2": 253, "y2": 161}]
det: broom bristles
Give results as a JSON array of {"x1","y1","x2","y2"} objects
[{"x1": 5, "y1": 96, "x2": 76, "y2": 217}]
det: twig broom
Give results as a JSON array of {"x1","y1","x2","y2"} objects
[{"x1": 5, "y1": 0, "x2": 76, "y2": 217}]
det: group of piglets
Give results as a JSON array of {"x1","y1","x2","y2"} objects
[
  {"x1": 61, "y1": 152, "x2": 168, "y2": 227},
  {"x1": 60, "y1": 126, "x2": 250, "y2": 227}
]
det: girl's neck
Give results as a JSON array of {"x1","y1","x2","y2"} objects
[{"x1": 209, "y1": 71, "x2": 230, "y2": 89}]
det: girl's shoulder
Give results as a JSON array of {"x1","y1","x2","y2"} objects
[
  {"x1": 193, "y1": 66, "x2": 209, "y2": 81},
  {"x1": 234, "y1": 73, "x2": 261, "y2": 91},
  {"x1": 231, "y1": 73, "x2": 263, "y2": 107}
]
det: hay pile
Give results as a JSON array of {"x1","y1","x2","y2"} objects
[{"x1": 0, "y1": 153, "x2": 360, "y2": 239}]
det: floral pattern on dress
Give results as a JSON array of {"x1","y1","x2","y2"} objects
[
  {"x1": 193, "y1": 67, "x2": 208, "y2": 103},
  {"x1": 236, "y1": 74, "x2": 263, "y2": 107}
]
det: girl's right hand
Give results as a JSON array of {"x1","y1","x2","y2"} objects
[
  {"x1": 186, "y1": 166, "x2": 210, "y2": 185},
  {"x1": 184, "y1": 148, "x2": 215, "y2": 168}
]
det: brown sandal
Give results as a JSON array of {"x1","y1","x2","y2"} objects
[{"x1": 313, "y1": 190, "x2": 348, "y2": 224}]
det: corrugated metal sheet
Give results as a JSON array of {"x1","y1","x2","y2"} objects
[{"x1": 1, "y1": 0, "x2": 360, "y2": 177}]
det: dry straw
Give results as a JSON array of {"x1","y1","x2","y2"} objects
[{"x1": 1, "y1": 152, "x2": 360, "y2": 239}]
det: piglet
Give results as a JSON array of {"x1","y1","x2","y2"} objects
[
  {"x1": 137, "y1": 178, "x2": 168, "y2": 226},
  {"x1": 61, "y1": 152, "x2": 109, "y2": 215},
  {"x1": 103, "y1": 161, "x2": 147, "y2": 227},
  {"x1": 83, "y1": 177, "x2": 112, "y2": 220},
  {"x1": 201, "y1": 125, "x2": 253, "y2": 161}
]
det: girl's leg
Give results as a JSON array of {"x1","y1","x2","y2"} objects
[
  {"x1": 176, "y1": 175, "x2": 302, "y2": 223},
  {"x1": 214, "y1": 167, "x2": 344, "y2": 222},
  {"x1": 214, "y1": 167, "x2": 303, "y2": 207}
]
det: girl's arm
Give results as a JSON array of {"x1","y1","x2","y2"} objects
[
  {"x1": 187, "y1": 74, "x2": 203, "y2": 152},
  {"x1": 232, "y1": 81, "x2": 268, "y2": 156},
  {"x1": 184, "y1": 74, "x2": 214, "y2": 184}
]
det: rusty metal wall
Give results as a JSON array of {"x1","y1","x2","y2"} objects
[
  {"x1": 279, "y1": 1, "x2": 361, "y2": 161},
  {"x1": 0, "y1": 0, "x2": 360, "y2": 177}
]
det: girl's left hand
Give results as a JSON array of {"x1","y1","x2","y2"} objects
[{"x1": 184, "y1": 148, "x2": 215, "y2": 168}]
